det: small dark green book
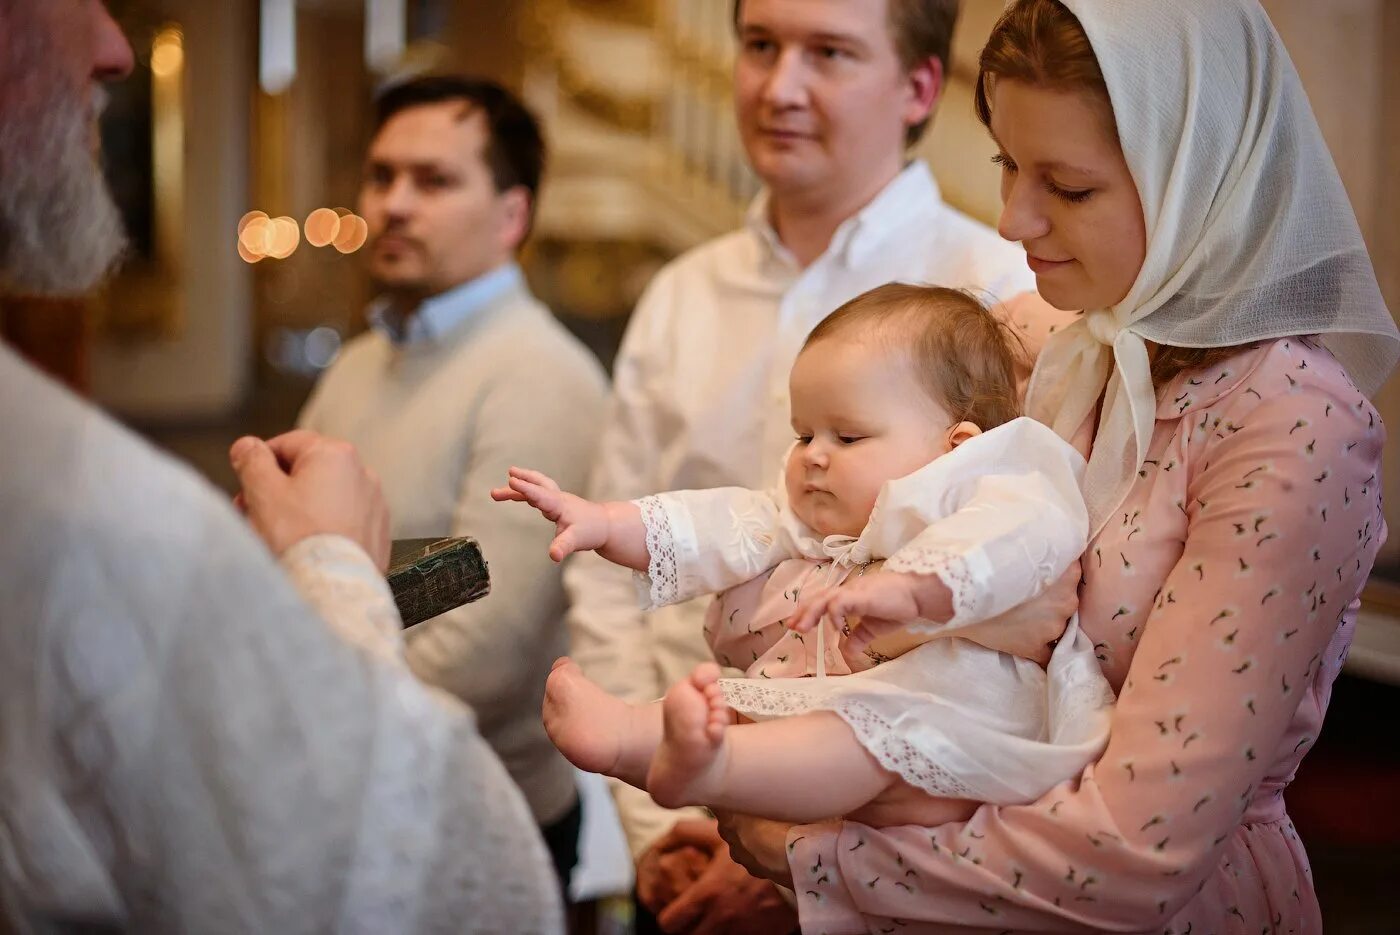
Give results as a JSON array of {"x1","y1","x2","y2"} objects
[{"x1": 386, "y1": 537, "x2": 490, "y2": 628}]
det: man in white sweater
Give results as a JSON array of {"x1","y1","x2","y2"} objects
[
  {"x1": 564, "y1": 1, "x2": 1046, "y2": 931},
  {"x1": 0, "y1": 3, "x2": 559, "y2": 931},
  {"x1": 298, "y1": 76, "x2": 607, "y2": 889}
]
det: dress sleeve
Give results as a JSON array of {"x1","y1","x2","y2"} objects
[
  {"x1": 786, "y1": 367, "x2": 1384, "y2": 932},
  {"x1": 633, "y1": 486, "x2": 796, "y2": 609},
  {"x1": 885, "y1": 419, "x2": 1089, "y2": 632}
]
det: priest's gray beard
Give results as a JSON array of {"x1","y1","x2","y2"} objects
[{"x1": 0, "y1": 20, "x2": 127, "y2": 296}]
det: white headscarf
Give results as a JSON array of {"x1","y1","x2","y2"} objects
[{"x1": 1023, "y1": 0, "x2": 1400, "y2": 535}]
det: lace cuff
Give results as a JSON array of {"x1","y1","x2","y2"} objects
[
  {"x1": 884, "y1": 545, "x2": 984, "y2": 632},
  {"x1": 635, "y1": 495, "x2": 680, "y2": 610},
  {"x1": 281, "y1": 534, "x2": 405, "y2": 663}
]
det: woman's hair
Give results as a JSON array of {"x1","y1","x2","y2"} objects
[
  {"x1": 973, "y1": 0, "x2": 1240, "y2": 386},
  {"x1": 972, "y1": 0, "x2": 1109, "y2": 129},
  {"x1": 803, "y1": 283, "x2": 1023, "y2": 431}
]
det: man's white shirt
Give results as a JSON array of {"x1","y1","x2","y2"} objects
[{"x1": 563, "y1": 160, "x2": 1038, "y2": 857}]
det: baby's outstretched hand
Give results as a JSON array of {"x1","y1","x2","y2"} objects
[{"x1": 491, "y1": 466, "x2": 611, "y2": 562}]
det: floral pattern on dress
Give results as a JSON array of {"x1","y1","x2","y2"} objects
[{"x1": 706, "y1": 560, "x2": 876, "y2": 678}]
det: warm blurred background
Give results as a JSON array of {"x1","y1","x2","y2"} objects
[{"x1": 3, "y1": 1, "x2": 1395, "y2": 931}]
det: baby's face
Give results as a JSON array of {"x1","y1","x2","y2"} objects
[{"x1": 785, "y1": 337, "x2": 954, "y2": 538}]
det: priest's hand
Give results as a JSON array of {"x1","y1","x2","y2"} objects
[{"x1": 230, "y1": 430, "x2": 391, "y2": 572}]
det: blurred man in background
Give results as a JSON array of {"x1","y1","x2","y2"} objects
[
  {"x1": 0, "y1": 4, "x2": 560, "y2": 931},
  {"x1": 564, "y1": 0, "x2": 1045, "y2": 931},
  {"x1": 298, "y1": 76, "x2": 606, "y2": 890}
]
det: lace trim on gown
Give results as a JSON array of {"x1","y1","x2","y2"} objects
[
  {"x1": 885, "y1": 545, "x2": 981, "y2": 629},
  {"x1": 720, "y1": 679, "x2": 979, "y2": 799},
  {"x1": 636, "y1": 495, "x2": 680, "y2": 609}
]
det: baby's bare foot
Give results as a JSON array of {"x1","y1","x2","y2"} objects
[
  {"x1": 542, "y1": 658, "x2": 650, "y2": 783},
  {"x1": 647, "y1": 663, "x2": 733, "y2": 808}
]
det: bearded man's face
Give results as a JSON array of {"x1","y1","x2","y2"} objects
[{"x1": 0, "y1": 1, "x2": 134, "y2": 296}]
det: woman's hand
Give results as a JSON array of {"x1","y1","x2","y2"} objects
[
  {"x1": 711, "y1": 809, "x2": 802, "y2": 889},
  {"x1": 490, "y1": 466, "x2": 612, "y2": 562},
  {"x1": 953, "y1": 561, "x2": 1081, "y2": 665}
]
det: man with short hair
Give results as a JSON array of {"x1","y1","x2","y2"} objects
[
  {"x1": 564, "y1": 0, "x2": 1041, "y2": 929},
  {"x1": 0, "y1": 4, "x2": 561, "y2": 932},
  {"x1": 298, "y1": 75, "x2": 606, "y2": 889}
]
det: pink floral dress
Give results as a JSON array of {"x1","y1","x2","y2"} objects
[{"x1": 786, "y1": 337, "x2": 1385, "y2": 933}]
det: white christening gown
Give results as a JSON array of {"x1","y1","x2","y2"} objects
[{"x1": 634, "y1": 417, "x2": 1115, "y2": 804}]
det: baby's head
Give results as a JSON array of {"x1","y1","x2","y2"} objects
[{"x1": 786, "y1": 283, "x2": 1023, "y2": 538}]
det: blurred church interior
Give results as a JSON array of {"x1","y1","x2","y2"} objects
[{"x1": 2, "y1": 2, "x2": 1397, "y2": 930}]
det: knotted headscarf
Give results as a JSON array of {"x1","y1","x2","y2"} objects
[{"x1": 1023, "y1": 0, "x2": 1399, "y2": 535}]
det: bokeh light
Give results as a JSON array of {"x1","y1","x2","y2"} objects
[
  {"x1": 304, "y1": 207, "x2": 342, "y2": 247},
  {"x1": 238, "y1": 210, "x2": 268, "y2": 236},
  {"x1": 304, "y1": 326, "x2": 343, "y2": 369},
  {"x1": 265, "y1": 216, "x2": 301, "y2": 259},
  {"x1": 239, "y1": 216, "x2": 273, "y2": 259},
  {"x1": 237, "y1": 208, "x2": 366, "y2": 262},
  {"x1": 332, "y1": 214, "x2": 369, "y2": 254},
  {"x1": 151, "y1": 28, "x2": 184, "y2": 78},
  {"x1": 237, "y1": 239, "x2": 264, "y2": 264}
]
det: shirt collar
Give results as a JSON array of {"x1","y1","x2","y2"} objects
[
  {"x1": 743, "y1": 161, "x2": 943, "y2": 271},
  {"x1": 369, "y1": 263, "x2": 523, "y2": 347}
]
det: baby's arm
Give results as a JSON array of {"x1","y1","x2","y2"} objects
[
  {"x1": 837, "y1": 563, "x2": 1082, "y2": 667},
  {"x1": 491, "y1": 467, "x2": 650, "y2": 570},
  {"x1": 631, "y1": 485, "x2": 798, "y2": 608},
  {"x1": 790, "y1": 563, "x2": 949, "y2": 652},
  {"x1": 846, "y1": 562, "x2": 942, "y2": 661},
  {"x1": 793, "y1": 419, "x2": 1088, "y2": 658},
  {"x1": 493, "y1": 469, "x2": 796, "y2": 608}
]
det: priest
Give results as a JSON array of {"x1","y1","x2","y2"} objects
[{"x1": 0, "y1": 2, "x2": 561, "y2": 931}]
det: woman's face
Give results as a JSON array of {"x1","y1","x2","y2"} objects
[{"x1": 988, "y1": 79, "x2": 1147, "y2": 312}]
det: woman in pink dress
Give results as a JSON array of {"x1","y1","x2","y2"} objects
[{"x1": 715, "y1": 0, "x2": 1400, "y2": 930}]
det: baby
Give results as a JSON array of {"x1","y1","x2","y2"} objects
[{"x1": 495, "y1": 284, "x2": 1114, "y2": 828}]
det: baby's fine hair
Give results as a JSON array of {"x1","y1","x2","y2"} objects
[{"x1": 803, "y1": 283, "x2": 1024, "y2": 431}]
